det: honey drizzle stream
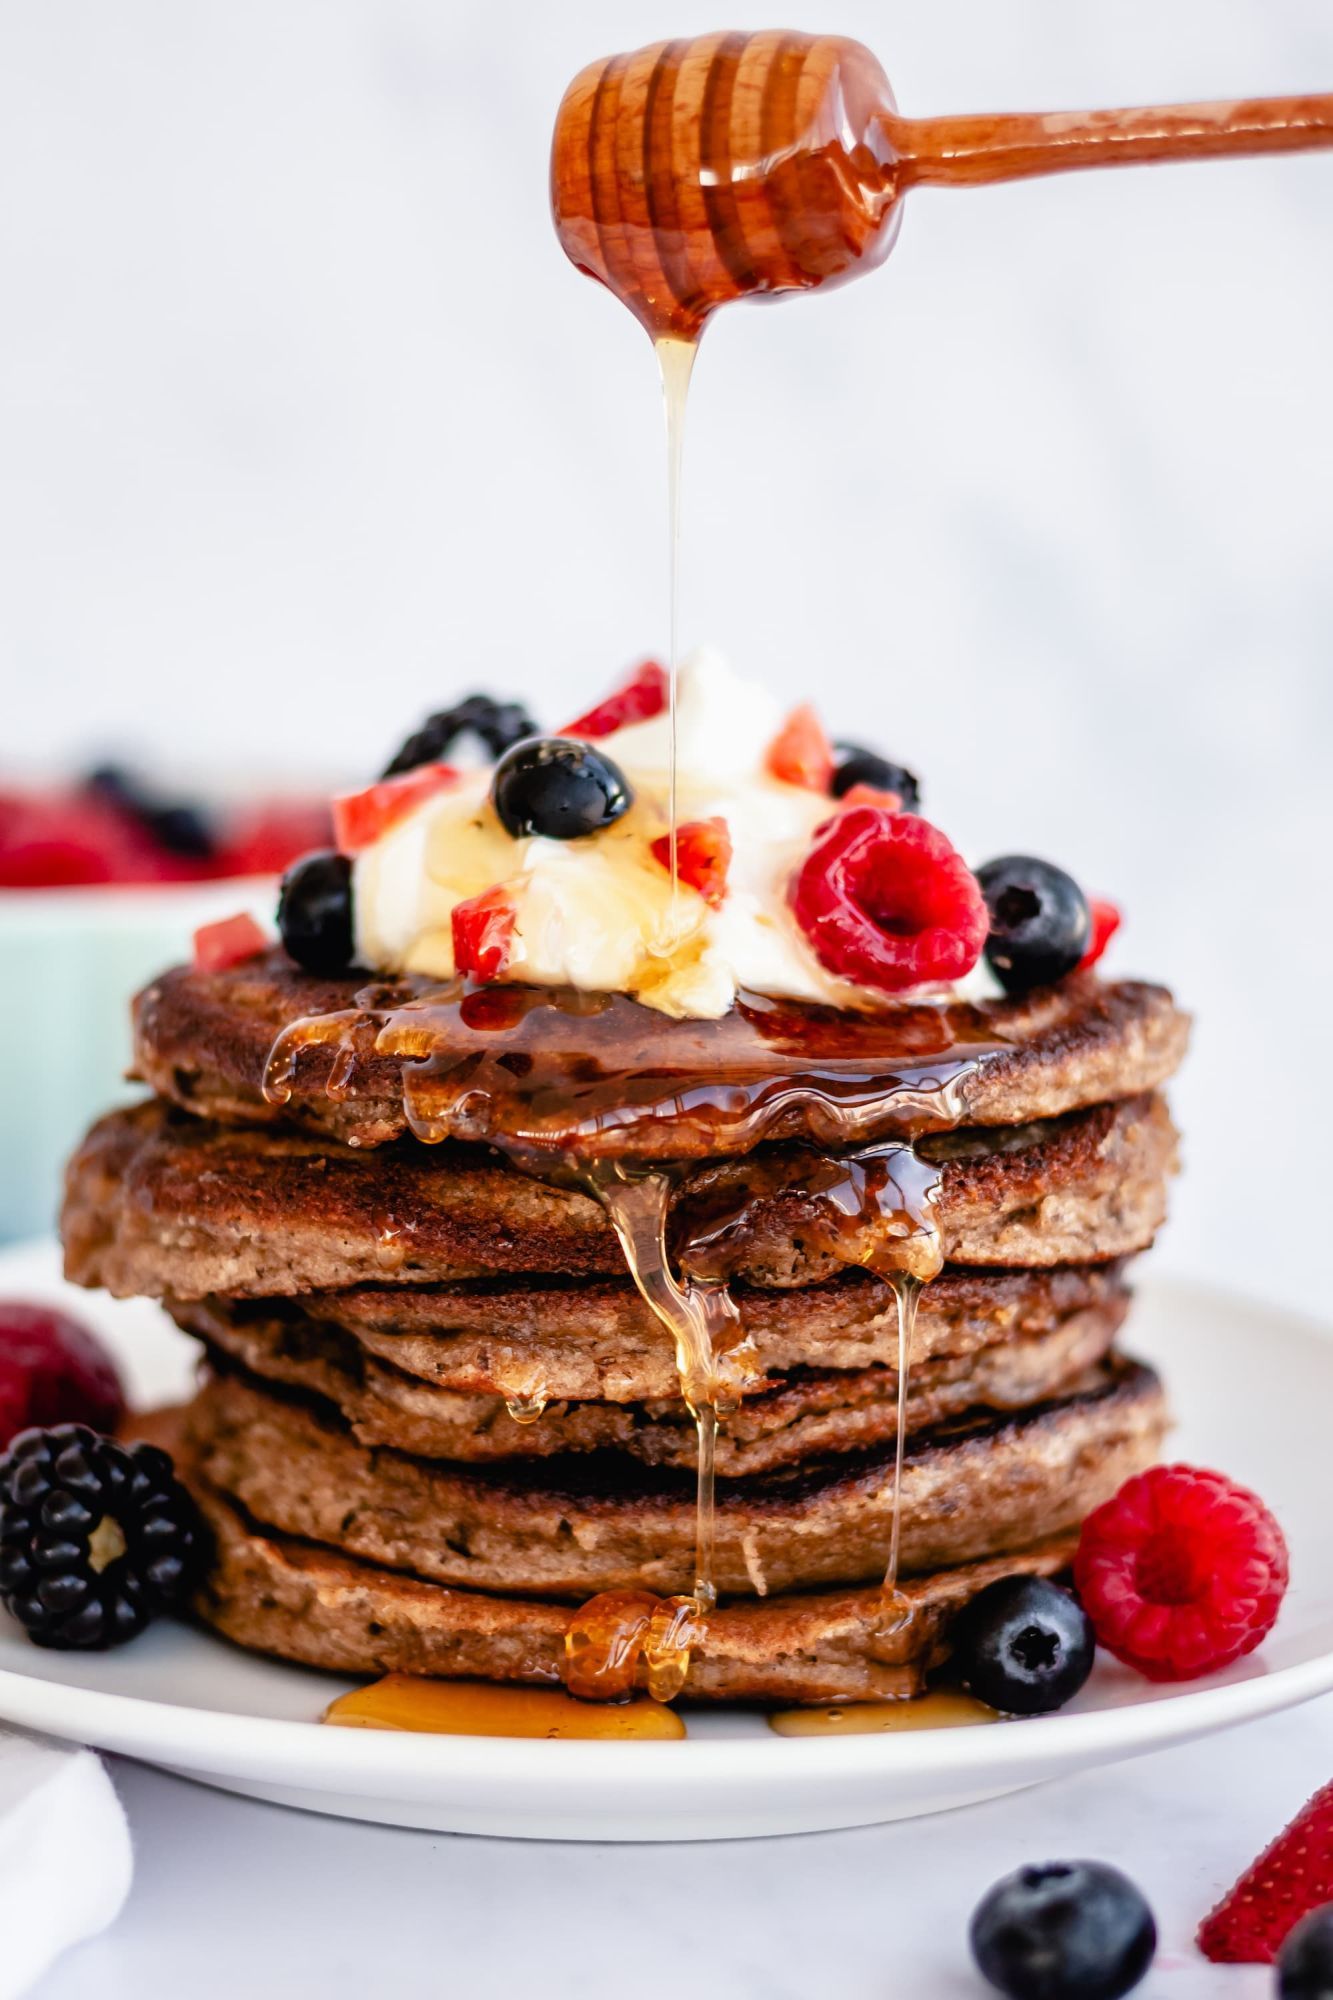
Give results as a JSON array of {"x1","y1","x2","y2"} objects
[{"x1": 656, "y1": 334, "x2": 696, "y2": 927}]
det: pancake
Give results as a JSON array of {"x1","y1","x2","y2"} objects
[
  {"x1": 267, "y1": 1261, "x2": 1134, "y2": 1402},
  {"x1": 185, "y1": 1355, "x2": 1167, "y2": 1598},
  {"x1": 177, "y1": 1288, "x2": 1124, "y2": 1474},
  {"x1": 63, "y1": 1093, "x2": 1177, "y2": 1300},
  {"x1": 133, "y1": 952, "x2": 1189, "y2": 1160},
  {"x1": 187, "y1": 1471, "x2": 1079, "y2": 1704}
]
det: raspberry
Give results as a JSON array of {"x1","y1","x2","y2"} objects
[
  {"x1": 1198, "y1": 1780, "x2": 1333, "y2": 1964},
  {"x1": 1079, "y1": 897, "x2": 1123, "y2": 972},
  {"x1": 766, "y1": 705, "x2": 835, "y2": 791},
  {"x1": 1074, "y1": 1464, "x2": 1288, "y2": 1684},
  {"x1": 0, "y1": 1304, "x2": 124, "y2": 1452},
  {"x1": 563, "y1": 662, "x2": 668, "y2": 739},
  {"x1": 332, "y1": 765, "x2": 458, "y2": 855},
  {"x1": 650, "y1": 817, "x2": 732, "y2": 907},
  {"x1": 789, "y1": 807, "x2": 988, "y2": 994},
  {"x1": 452, "y1": 887, "x2": 516, "y2": 981},
  {"x1": 193, "y1": 912, "x2": 269, "y2": 974}
]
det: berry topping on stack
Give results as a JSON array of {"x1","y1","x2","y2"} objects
[
  {"x1": 789, "y1": 807, "x2": 989, "y2": 993},
  {"x1": 492, "y1": 738, "x2": 633, "y2": 840},
  {"x1": 382, "y1": 693, "x2": 538, "y2": 776},
  {"x1": 277, "y1": 850, "x2": 355, "y2": 973},
  {"x1": 978, "y1": 855, "x2": 1092, "y2": 997}
]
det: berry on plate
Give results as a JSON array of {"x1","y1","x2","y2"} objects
[
  {"x1": 970, "y1": 1860, "x2": 1156, "y2": 2000},
  {"x1": 382, "y1": 694, "x2": 538, "y2": 778},
  {"x1": 650, "y1": 817, "x2": 732, "y2": 907},
  {"x1": 831, "y1": 744, "x2": 921, "y2": 813},
  {"x1": 333, "y1": 764, "x2": 459, "y2": 855},
  {"x1": 1199, "y1": 1782, "x2": 1333, "y2": 1965},
  {"x1": 192, "y1": 912, "x2": 269, "y2": 974},
  {"x1": 789, "y1": 807, "x2": 988, "y2": 994},
  {"x1": 977, "y1": 855, "x2": 1091, "y2": 996},
  {"x1": 277, "y1": 850, "x2": 355, "y2": 974},
  {"x1": 1079, "y1": 898, "x2": 1123, "y2": 973},
  {"x1": 216, "y1": 800, "x2": 335, "y2": 878},
  {"x1": 1278, "y1": 1905, "x2": 1333, "y2": 1996},
  {"x1": 0, "y1": 1305, "x2": 124, "y2": 1452},
  {"x1": 950, "y1": 1574, "x2": 1095, "y2": 1716},
  {"x1": 766, "y1": 705, "x2": 835, "y2": 791},
  {"x1": 492, "y1": 739, "x2": 632, "y2": 840},
  {"x1": 452, "y1": 887, "x2": 517, "y2": 981},
  {"x1": 0, "y1": 1425, "x2": 202, "y2": 1651},
  {"x1": 1074, "y1": 1464, "x2": 1289, "y2": 1684},
  {"x1": 563, "y1": 661, "x2": 668, "y2": 739}
]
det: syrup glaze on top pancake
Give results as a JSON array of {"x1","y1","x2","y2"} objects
[{"x1": 133, "y1": 951, "x2": 1189, "y2": 1163}]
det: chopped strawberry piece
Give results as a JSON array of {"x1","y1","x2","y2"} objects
[
  {"x1": 1199, "y1": 1780, "x2": 1333, "y2": 1964},
  {"x1": 766, "y1": 705, "x2": 836, "y2": 792},
  {"x1": 837, "y1": 781, "x2": 904, "y2": 812},
  {"x1": 193, "y1": 912, "x2": 269, "y2": 973},
  {"x1": 564, "y1": 662, "x2": 669, "y2": 739},
  {"x1": 1078, "y1": 897, "x2": 1122, "y2": 972},
  {"x1": 332, "y1": 765, "x2": 458, "y2": 855},
  {"x1": 452, "y1": 887, "x2": 517, "y2": 981},
  {"x1": 1074, "y1": 1464, "x2": 1289, "y2": 1685},
  {"x1": 789, "y1": 807, "x2": 988, "y2": 994},
  {"x1": 650, "y1": 817, "x2": 732, "y2": 908}
]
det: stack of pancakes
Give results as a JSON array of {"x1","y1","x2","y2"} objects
[{"x1": 62, "y1": 954, "x2": 1188, "y2": 1704}]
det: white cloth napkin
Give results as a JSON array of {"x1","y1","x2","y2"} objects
[{"x1": 0, "y1": 1726, "x2": 132, "y2": 1998}]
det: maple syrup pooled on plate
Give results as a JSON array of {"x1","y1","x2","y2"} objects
[
  {"x1": 767, "y1": 1689, "x2": 998, "y2": 1737},
  {"x1": 324, "y1": 1673, "x2": 685, "y2": 1740},
  {"x1": 551, "y1": 30, "x2": 1333, "y2": 343}
]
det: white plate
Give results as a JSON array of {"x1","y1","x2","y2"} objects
[{"x1": 0, "y1": 1241, "x2": 1329, "y2": 1842}]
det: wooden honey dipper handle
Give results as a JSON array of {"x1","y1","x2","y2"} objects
[
  {"x1": 889, "y1": 93, "x2": 1333, "y2": 191},
  {"x1": 551, "y1": 32, "x2": 1333, "y2": 343}
]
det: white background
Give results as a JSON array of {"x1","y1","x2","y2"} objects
[{"x1": 1, "y1": 1, "x2": 1330, "y2": 1312}]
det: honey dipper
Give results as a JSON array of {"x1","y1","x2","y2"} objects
[{"x1": 551, "y1": 30, "x2": 1333, "y2": 341}]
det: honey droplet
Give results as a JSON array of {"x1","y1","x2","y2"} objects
[
  {"x1": 324, "y1": 1674, "x2": 685, "y2": 1740},
  {"x1": 767, "y1": 1690, "x2": 998, "y2": 1737},
  {"x1": 504, "y1": 1392, "x2": 548, "y2": 1427}
]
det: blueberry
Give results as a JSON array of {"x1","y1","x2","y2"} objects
[
  {"x1": 977, "y1": 855, "x2": 1091, "y2": 996},
  {"x1": 830, "y1": 744, "x2": 921, "y2": 812},
  {"x1": 492, "y1": 737, "x2": 632, "y2": 841},
  {"x1": 277, "y1": 849, "x2": 354, "y2": 973},
  {"x1": 1280, "y1": 1906, "x2": 1333, "y2": 1999},
  {"x1": 382, "y1": 694, "x2": 538, "y2": 778},
  {"x1": 951, "y1": 1575, "x2": 1095, "y2": 1716},
  {"x1": 970, "y1": 1861, "x2": 1156, "y2": 2000}
]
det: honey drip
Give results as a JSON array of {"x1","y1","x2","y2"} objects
[
  {"x1": 767, "y1": 1689, "x2": 997, "y2": 1737},
  {"x1": 324, "y1": 1672, "x2": 685, "y2": 1740},
  {"x1": 564, "y1": 1589, "x2": 705, "y2": 1704},
  {"x1": 504, "y1": 1392, "x2": 548, "y2": 1427},
  {"x1": 657, "y1": 333, "x2": 696, "y2": 920}
]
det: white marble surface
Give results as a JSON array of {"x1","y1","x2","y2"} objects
[{"x1": 25, "y1": 1695, "x2": 1331, "y2": 1999}]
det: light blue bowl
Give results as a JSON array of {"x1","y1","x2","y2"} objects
[{"x1": 0, "y1": 881, "x2": 275, "y2": 1247}]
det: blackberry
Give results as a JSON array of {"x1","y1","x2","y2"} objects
[
  {"x1": 87, "y1": 764, "x2": 215, "y2": 860},
  {"x1": 0, "y1": 1425, "x2": 204, "y2": 1650},
  {"x1": 382, "y1": 694, "x2": 538, "y2": 778}
]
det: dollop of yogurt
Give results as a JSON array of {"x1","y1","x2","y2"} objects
[{"x1": 353, "y1": 649, "x2": 891, "y2": 1018}]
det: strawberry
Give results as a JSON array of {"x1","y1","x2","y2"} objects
[
  {"x1": 836, "y1": 781, "x2": 904, "y2": 812},
  {"x1": 650, "y1": 817, "x2": 732, "y2": 907},
  {"x1": 563, "y1": 662, "x2": 668, "y2": 739},
  {"x1": 766, "y1": 705, "x2": 835, "y2": 792},
  {"x1": 193, "y1": 912, "x2": 269, "y2": 973},
  {"x1": 1078, "y1": 897, "x2": 1123, "y2": 972},
  {"x1": 332, "y1": 765, "x2": 458, "y2": 855},
  {"x1": 1199, "y1": 1781, "x2": 1333, "y2": 1964},
  {"x1": 452, "y1": 887, "x2": 516, "y2": 981}
]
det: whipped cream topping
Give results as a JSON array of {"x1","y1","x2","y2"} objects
[{"x1": 353, "y1": 650, "x2": 903, "y2": 1019}]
